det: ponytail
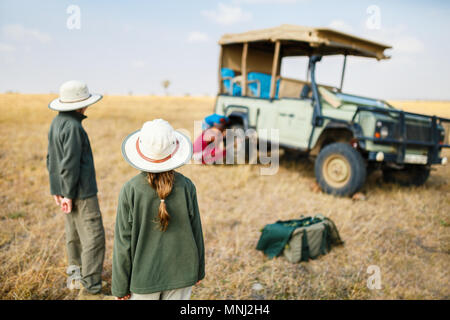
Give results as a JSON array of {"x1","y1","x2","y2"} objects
[{"x1": 147, "y1": 170, "x2": 175, "y2": 232}]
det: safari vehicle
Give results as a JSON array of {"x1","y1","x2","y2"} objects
[{"x1": 213, "y1": 25, "x2": 450, "y2": 196}]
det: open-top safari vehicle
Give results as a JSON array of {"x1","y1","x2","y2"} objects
[{"x1": 213, "y1": 25, "x2": 450, "y2": 196}]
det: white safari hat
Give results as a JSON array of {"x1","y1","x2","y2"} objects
[
  {"x1": 122, "y1": 119, "x2": 193, "y2": 173},
  {"x1": 49, "y1": 80, "x2": 102, "y2": 111}
]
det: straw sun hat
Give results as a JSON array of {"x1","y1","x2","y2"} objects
[
  {"x1": 122, "y1": 119, "x2": 193, "y2": 173},
  {"x1": 49, "y1": 80, "x2": 102, "y2": 111}
]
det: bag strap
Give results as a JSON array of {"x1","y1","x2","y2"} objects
[
  {"x1": 320, "y1": 223, "x2": 331, "y2": 255},
  {"x1": 315, "y1": 214, "x2": 343, "y2": 245},
  {"x1": 326, "y1": 218, "x2": 344, "y2": 245},
  {"x1": 301, "y1": 229, "x2": 310, "y2": 262}
]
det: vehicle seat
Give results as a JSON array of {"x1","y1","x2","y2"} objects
[
  {"x1": 221, "y1": 68, "x2": 242, "y2": 96},
  {"x1": 300, "y1": 84, "x2": 311, "y2": 99},
  {"x1": 247, "y1": 72, "x2": 279, "y2": 99}
]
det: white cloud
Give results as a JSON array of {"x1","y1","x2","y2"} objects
[
  {"x1": 0, "y1": 42, "x2": 16, "y2": 53},
  {"x1": 326, "y1": 22, "x2": 423, "y2": 56},
  {"x1": 186, "y1": 31, "x2": 209, "y2": 43},
  {"x1": 131, "y1": 60, "x2": 147, "y2": 69},
  {"x1": 364, "y1": 25, "x2": 424, "y2": 54},
  {"x1": 122, "y1": 24, "x2": 135, "y2": 33},
  {"x1": 2, "y1": 24, "x2": 51, "y2": 44},
  {"x1": 202, "y1": 3, "x2": 252, "y2": 25},
  {"x1": 389, "y1": 35, "x2": 424, "y2": 54},
  {"x1": 328, "y1": 20, "x2": 354, "y2": 33},
  {"x1": 235, "y1": 0, "x2": 299, "y2": 3},
  {"x1": 0, "y1": 43, "x2": 16, "y2": 64}
]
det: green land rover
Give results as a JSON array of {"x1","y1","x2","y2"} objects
[{"x1": 213, "y1": 25, "x2": 449, "y2": 196}]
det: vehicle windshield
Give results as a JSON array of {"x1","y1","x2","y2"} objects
[{"x1": 334, "y1": 92, "x2": 394, "y2": 109}]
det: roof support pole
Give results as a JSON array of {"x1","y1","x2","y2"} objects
[
  {"x1": 309, "y1": 55, "x2": 323, "y2": 126},
  {"x1": 270, "y1": 40, "x2": 281, "y2": 99},
  {"x1": 241, "y1": 42, "x2": 248, "y2": 96},
  {"x1": 306, "y1": 58, "x2": 310, "y2": 82},
  {"x1": 339, "y1": 54, "x2": 347, "y2": 92},
  {"x1": 218, "y1": 46, "x2": 223, "y2": 94}
]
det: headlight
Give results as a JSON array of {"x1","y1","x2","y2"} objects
[
  {"x1": 374, "y1": 120, "x2": 394, "y2": 139},
  {"x1": 380, "y1": 126, "x2": 389, "y2": 138}
]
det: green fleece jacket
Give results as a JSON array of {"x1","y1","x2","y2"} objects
[
  {"x1": 112, "y1": 172, "x2": 205, "y2": 297},
  {"x1": 46, "y1": 111, "x2": 97, "y2": 199}
]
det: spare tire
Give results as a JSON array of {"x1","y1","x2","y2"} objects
[{"x1": 225, "y1": 123, "x2": 257, "y2": 164}]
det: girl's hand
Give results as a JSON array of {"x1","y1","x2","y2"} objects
[
  {"x1": 115, "y1": 294, "x2": 131, "y2": 300},
  {"x1": 195, "y1": 280, "x2": 201, "y2": 286}
]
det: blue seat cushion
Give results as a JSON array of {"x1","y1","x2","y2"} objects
[
  {"x1": 221, "y1": 68, "x2": 241, "y2": 96},
  {"x1": 247, "y1": 72, "x2": 279, "y2": 99}
]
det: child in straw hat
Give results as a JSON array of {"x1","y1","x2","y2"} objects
[
  {"x1": 112, "y1": 119, "x2": 205, "y2": 300},
  {"x1": 47, "y1": 80, "x2": 107, "y2": 299}
]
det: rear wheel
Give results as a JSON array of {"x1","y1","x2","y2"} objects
[
  {"x1": 315, "y1": 142, "x2": 366, "y2": 196},
  {"x1": 225, "y1": 124, "x2": 257, "y2": 164},
  {"x1": 382, "y1": 165, "x2": 430, "y2": 186}
]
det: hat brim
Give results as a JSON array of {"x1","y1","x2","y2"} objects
[
  {"x1": 122, "y1": 130, "x2": 193, "y2": 173},
  {"x1": 48, "y1": 94, "x2": 103, "y2": 111}
]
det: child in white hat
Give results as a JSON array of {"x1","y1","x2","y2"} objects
[
  {"x1": 47, "y1": 80, "x2": 106, "y2": 299},
  {"x1": 112, "y1": 119, "x2": 205, "y2": 300}
]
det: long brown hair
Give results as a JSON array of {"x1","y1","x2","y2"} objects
[{"x1": 147, "y1": 170, "x2": 175, "y2": 231}]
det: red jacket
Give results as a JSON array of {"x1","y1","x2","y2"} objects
[{"x1": 193, "y1": 128, "x2": 226, "y2": 164}]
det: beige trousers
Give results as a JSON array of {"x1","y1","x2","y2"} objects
[
  {"x1": 130, "y1": 286, "x2": 192, "y2": 300},
  {"x1": 65, "y1": 195, "x2": 105, "y2": 294}
]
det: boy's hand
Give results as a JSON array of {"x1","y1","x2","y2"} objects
[
  {"x1": 53, "y1": 195, "x2": 62, "y2": 206},
  {"x1": 115, "y1": 294, "x2": 131, "y2": 300},
  {"x1": 61, "y1": 198, "x2": 73, "y2": 214}
]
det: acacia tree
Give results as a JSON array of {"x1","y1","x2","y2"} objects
[{"x1": 161, "y1": 80, "x2": 171, "y2": 96}]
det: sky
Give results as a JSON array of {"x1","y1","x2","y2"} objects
[{"x1": 0, "y1": 0, "x2": 449, "y2": 100}]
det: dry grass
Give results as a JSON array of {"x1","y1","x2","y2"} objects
[
  {"x1": 0, "y1": 93, "x2": 449, "y2": 300},
  {"x1": 392, "y1": 100, "x2": 450, "y2": 118}
]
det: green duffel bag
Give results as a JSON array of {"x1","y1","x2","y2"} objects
[{"x1": 283, "y1": 214, "x2": 343, "y2": 263}]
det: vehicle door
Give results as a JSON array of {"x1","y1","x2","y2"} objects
[{"x1": 275, "y1": 98, "x2": 314, "y2": 149}]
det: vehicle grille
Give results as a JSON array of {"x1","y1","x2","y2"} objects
[
  {"x1": 391, "y1": 122, "x2": 433, "y2": 143},
  {"x1": 405, "y1": 124, "x2": 432, "y2": 142}
]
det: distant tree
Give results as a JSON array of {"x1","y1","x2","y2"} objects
[
  {"x1": 128, "y1": 90, "x2": 133, "y2": 96},
  {"x1": 161, "y1": 80, "x2": 171, "y2": 96}
]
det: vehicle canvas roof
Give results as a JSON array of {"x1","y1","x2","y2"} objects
[{"x1": 219, "y1": 24, "x2": 391, "y2": 60}]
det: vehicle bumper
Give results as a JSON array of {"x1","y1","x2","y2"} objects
[
  {"x1": 368, "y1": 151, "x2": 448, "y2": 165},
  {"x1": 353, "y1": 106, "x2": 450, "y2": 166}
]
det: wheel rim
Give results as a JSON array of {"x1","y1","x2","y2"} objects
[{"x1": 322, "y1": 154, "x2": 351, "y2": 188}]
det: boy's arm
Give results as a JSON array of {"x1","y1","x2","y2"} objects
[{"x1": 60, "y1": 123, "x2": 83, "y2": 199}]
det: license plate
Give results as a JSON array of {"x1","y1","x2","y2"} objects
[{"x1": 404, "y1": 154, "x2": 428, "y2": 164}]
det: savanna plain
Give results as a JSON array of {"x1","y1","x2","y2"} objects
[{"x1": 0, "y1": 94, "x2": 448, "y2": 299}]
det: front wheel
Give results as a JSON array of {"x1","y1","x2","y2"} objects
[
  {"x1": 382, "y1": 165, "x2": 430, "y2": 186},
  {"x1": 315, "y1": 142, "x2": 367, "y2": 196}
]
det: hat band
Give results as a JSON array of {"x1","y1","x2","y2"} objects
[
  {"x1": 136, "y1": 139, "x2": 180, "y2": 163},
  {"x1": 60, "y1": 94, "x2": 92, "y2": 103}
]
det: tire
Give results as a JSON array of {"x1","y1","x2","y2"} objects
[
  {"x1": 225, "y1": 124, "x2": 257, "y2": 164},
  {"x1": 382, "y1": 165, "x2": 430, "y2": 186},
  {"x1": 315, "y1": 142, "x2": 367, "y2": 196}
]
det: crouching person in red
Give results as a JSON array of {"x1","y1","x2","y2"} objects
[
  {"x1": 112, "y1": 119, "x2": 205, "y2": 300},
  {"x1": 193, "y1": 114, "x2": 229, "y2": 164}
]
